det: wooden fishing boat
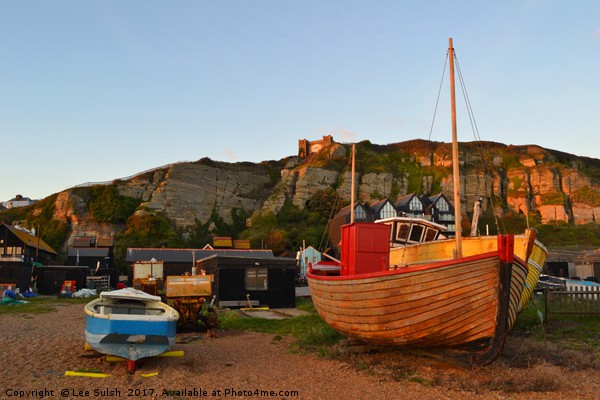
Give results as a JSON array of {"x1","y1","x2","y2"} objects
[
  {"x1": 379, "y1": 218, "x2": 546, "y2": 329},
  {"x1": 84, "y1": 288, "x2": 179, "y2": 371},
  {"x1": 307, "y1": 39, "x2": 546, "y2": 365},
  {"x1": 309, "y1": 222, "x2": 528, "y2": 364}
]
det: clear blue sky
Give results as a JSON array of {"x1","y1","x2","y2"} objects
[{"x1": 2, "y1": 1, "x2": 599, "y2": 202}]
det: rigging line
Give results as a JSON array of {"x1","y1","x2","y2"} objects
[
  {"x1": 417, "y1": 52, "x2": 449, "y2": 197},
  {"x1": 318, "y1": 190, "x2": 341, "y2": 253},
  {"x1": 455, "y1": 53, "x2": 503, "y2": 234},
  {"x1": 454, "y1": 54, "x2": 480, "y2": 141},
  {"x1": 454, "y1": 53, "x2": 505, "y2": 234},
  {"x1": 318, "y1": 149, "x2": 353, "y2": 252},
  {"x1": 319, "y1": 178, "x2": 344, "y2": 252}
]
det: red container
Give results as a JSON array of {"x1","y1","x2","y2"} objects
[{"x1": 340, "y1": 222, "x2": 390, "y2": 276}]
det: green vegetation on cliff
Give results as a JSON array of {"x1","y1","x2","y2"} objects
[
  {"x1": 4, "y1": 139, "x2": 600, "y2": 268},
  {"x1": 113, "y1": 212, "x2": 183, "y2": 269},
  {"x1": 75, "y1": 185, "x2": 141, "y2": 223},
  {"x1": 0, "y1": 194, "x2": 69, "y2": 252},
  {"x1": 238, "y1": 200, "x2": 327, "y2": 254}
]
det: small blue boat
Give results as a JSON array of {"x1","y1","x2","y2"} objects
[{"x1": 84, "y1": 288, "x2": 179, "y2": 371}]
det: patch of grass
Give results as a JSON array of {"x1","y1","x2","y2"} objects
[
  {"x1": 295, "y1": 297, "x2": 316, "y2": 313},
  {"x1": 489, "y1": 363, "x2": 572, "y2": 393},
  {"x1": 536, "y1": 222, "x2": 600, "y2": 247},
  {"x1": 0, "y1": 296, "x2": 96, "y2": 315},
  {"x1": 0, "y1": 302, "x2": 56, "y2": 315},
  {"x1": 293, "y1": 320, "x2": 343, "y2": 354},
  {"x1": 75, "y1": 368, "x2": 103, "y2": 373},
  {"x1": 272, "y1": 334, "x2": 283, "y2": 343},
  {"x1": 405, "y1": 372, "x2": 433, "y2": 385},
  {"x1": 515, "y1": 295, "x2": 600, "y2": 342},
  {"x1": 218, "y1": 302, "x2": 342, "y2": 355},
  {"x1": 509, "y1": 295, "x2": 600, "y2": 370}
]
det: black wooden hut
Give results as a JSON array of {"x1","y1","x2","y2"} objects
[
  {"x1": 67, "y1": 247, "x2": 112, "y2": 269},
  {"x1": 35, "y1": 265, "x2": 90, "y2": 295},
  {"x1": 0, "y1": 224, "x2": 58, "y2": 291},
  {"x1": 125, "y1": 248, "x2": 275, "y2": 285},
  {"x1": 196, "y1": 254, "x2": 296, "y2": 309},
  {"x1": 0, "y1": 223, "x2": 58, "y2": 265},
  {"x1": 0, "y1": 262, "x2": 34, "y2": 292}
]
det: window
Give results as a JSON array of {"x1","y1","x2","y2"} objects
[
  {"x1": 424, "y1": 228, "x2": 439, "y2": 242},
  {"x1": 439, "y1": 214, "x2": 454, "y2": 221},
  {"x1": 246, "y1": 268, "x2": 268, "y2": 291},
  {"x1": 15, "y1": 247, "x2": 22, "y2": 255},
  {"x1": 380, "y1": 204, "x2": 396, "y2": 219},
  {"x1": 409, "y1": 197, "x2": 423, "y2": 212},
  {"x1": 395, "y1": 223, "x2": 410, "y2": 242},
  {"x1": 354, "y1": 206, "x2": 366, "y2": 220},
  {"x1": 437, "y1": 199, "x2": 449, "y2": 212},
  {"x1": 409, "y1": 225, "x2": 424, "y2": 243}
]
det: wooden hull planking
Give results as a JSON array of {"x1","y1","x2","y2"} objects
[
  {"x1": 389, "y1": 233, "x2": 546, "y2": 314},
  {"x1": 519, "y1": 240, "x2": 547, "y2": 311},
  {"x1": 308, "y1": 250, "x2": 521, "y2": 363}
]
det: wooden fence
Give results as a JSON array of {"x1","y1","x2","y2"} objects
[{"x1": 543, "y1": 286, "x2": 600, "y2": 322}]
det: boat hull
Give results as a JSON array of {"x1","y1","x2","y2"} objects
[
  {"x1": 519, "y1": 240, "x2": 547, "y2": 311},
  {"x1": 84, "y1": 289, "x2": 179, "y2": 361},
  {"x1": 388, "y1": 232, "x2": 547, "y2": 314},
  {"x1": 308, "y1": 253, "x2": 524, "y2": 362},
  {"x1": 308, "y1": 233, "x2": 528, "y2": 364}
]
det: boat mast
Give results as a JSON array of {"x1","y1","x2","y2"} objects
[
  {"x1": 350, "y1": 143, "x2": 356, "y2": 224},
  {"x1": 449, "y1": 38, "x2": 463, "y2": 258}
]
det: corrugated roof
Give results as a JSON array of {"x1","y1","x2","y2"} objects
[
  {"x1": 96, "y1": 237, "x2": 114, "y2": 247},
  {"x1": 233, "y1": 240, "x2": 251, "y2": 249},
  {"x1": 67, "y1": 248, "x2": 110, "y2": 257},
  {"x1": 213, "y1": 236, "x2": 233, "y2": 248},
  {"x1": 394, "y1": 192, "x2": 418, "y2": 208},
  {"x1": 369, "y1": 199, "x2": 391, "y2": 213},
  {"x1": 125, "y1": 248, "x2": 275, "y2": 263},
  {"x1": 4, "y1": 224, "x2": 57, "y2": 255},
  {"x1": 196, "y1": 253, "x2": 296, "y2": 266},
  {"x1": 73, "y1": 237, "x2": 93, "y2": 247},
  {"x1": 333, "y1": 203, "x2": 370, "y2": 218}
]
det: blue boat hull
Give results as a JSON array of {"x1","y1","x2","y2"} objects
[
  {"x1": 84, "y1": 289, "x2": 179, "y2": 362},
  {"x1": 85, "y1": 315, "x2": 177, "y2": 361}
]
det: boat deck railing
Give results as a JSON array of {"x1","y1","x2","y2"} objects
[{"x1": 94, "y1": 302, "x2": 166, "y2": 316}]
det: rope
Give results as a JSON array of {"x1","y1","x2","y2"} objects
[
  {"x1": 453, "y1": 51, "x2": 504, "y2": 235},
  {"x1": 317, "y1": 149, "x2": 354, "y2": 252},
  {"x1": 417, "y1": 53, "x2": 449, "y2": 197}
]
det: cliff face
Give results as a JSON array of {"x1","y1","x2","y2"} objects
[
  {"x1": 117, "y1": 160, "x2": 276, "y2": 231},
  {"x1": 36, "y1": 140, "x2": 600, "y2": 248}
]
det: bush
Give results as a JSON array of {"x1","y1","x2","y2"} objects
[{"x1": 89, "y1": 185, "x2": 141, "y2": 223}]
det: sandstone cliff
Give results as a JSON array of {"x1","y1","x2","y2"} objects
[{"x1": 26, "y1": 139, "x2": 600, "y2": 250}]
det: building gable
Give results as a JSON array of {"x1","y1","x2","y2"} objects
[
  {"x1": 370, "y1": 199, "x2": 397, "y2": 220},
  {"x1": 2, "y1": 224, "x2": 57, "y2": 255}
]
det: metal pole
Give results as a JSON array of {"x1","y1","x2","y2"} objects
[{"x1": 350, "y1": 144, "x2": 356, "y2": 224}]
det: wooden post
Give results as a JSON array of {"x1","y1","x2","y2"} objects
[
  {"x1": 448, "y1": 38, "x2": 462, "y2": 258},
  {"x1": 544, "y1": 288, "x2": 549, "y2": 323}
]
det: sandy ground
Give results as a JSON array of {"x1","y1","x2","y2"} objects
[{"x1": 0, "y1": 303, "x2": 599, "y2": 400}]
